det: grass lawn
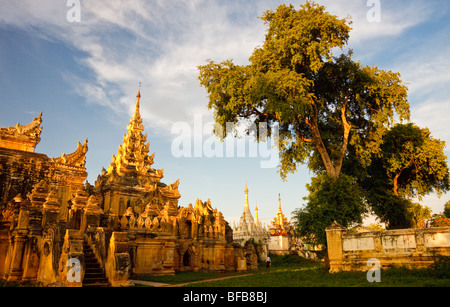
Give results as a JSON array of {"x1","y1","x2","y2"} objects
[{"x1": 134, "y1": 254, "x2": 450, "y2": 287}]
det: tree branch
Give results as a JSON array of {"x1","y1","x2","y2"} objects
[{"x1": 335, "y1": 101, "x2": 352, "y2": 175}]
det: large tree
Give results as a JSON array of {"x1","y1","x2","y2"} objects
[{"x1": 198, "y1": 2, "x2": 410, "y2": 180}]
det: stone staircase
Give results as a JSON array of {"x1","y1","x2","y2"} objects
[{"x1": 83, "y1": 243, "x2": 110, "y2": 287}]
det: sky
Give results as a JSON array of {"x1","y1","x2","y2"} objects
[{"x1": 0, "y1": 0, "x2": 449, "y2": 228}]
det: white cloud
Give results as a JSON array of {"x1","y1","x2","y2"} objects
[
  {"x1": 392, "y1": 41, "x2": 450, "y2": 150},
  {"x1": 0, "y1": 0, "x2": 441, "y2": 138}
]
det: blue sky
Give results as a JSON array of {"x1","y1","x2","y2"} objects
[{"x1": 0, "y1": 0, "x2": 449, "y2": 227}]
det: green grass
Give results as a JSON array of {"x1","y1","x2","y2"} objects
[{"x1": 135, "y1": 254, "x2": 450, "y2": 287}]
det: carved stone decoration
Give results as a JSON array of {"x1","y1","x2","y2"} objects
[
  {"x1": 68, "y1": 186, "x2": 88, "y2": 230},
  {"x1": 29, "y1": 180, "x2": 49, "y2": 208},
  {"x1": 42, "y1": 189, "x2": 61, "y2": 226},
  {"x1": 104, "y1": 232, "x2": 131, "y2": 287},
  {"x1": 38, "y1": 225, "x2": 61, "y2": 285},
  {"x1": 0, "y1": 112, "x2": 43, "y2": 152},
  {"x1": 52, "y1": 139, "x2": 88, "y2": 168},
  {"x1": 82, "y1": 196, "x2": 103, "y2": 230}
]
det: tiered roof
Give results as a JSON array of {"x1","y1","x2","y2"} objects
[
  {"x1": 107, "y1": 91, "x2": 159, "y2": 179},
  {"x1": 268, "y1": 194, "x2": 293, "y2": 237}
]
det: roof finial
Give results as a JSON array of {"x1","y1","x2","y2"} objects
[
  {"x1": 138, "y1": 81, "x2": 142, "y2": 96},
  {"x1": 278, "y1": 193, "x2": 282, "y2": 211},
  {"x1": 134, "y1": 82, "x2": 141, "y2": 117}
]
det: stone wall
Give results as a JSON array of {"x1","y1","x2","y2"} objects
[
  {"x1": 268, "y1": 235, "x2": 291, "y2": 253},
  {"x1": 326, "y1": 221, "x2": 450, "y2": 272}
]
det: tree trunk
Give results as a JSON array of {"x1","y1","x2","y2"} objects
[
  {"x1": 309, "y1": 120, "x2": 339, "y2": 179},
  {"x1": 393, "y1": 174, "x2": 399, "y2": 196}
]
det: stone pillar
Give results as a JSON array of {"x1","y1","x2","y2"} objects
[
  {"x1": 0, "y1": 227, "x2": 10, "y2": 278},
  {"x1": 105, "y1": 232, "x2": 131, "y2": 287},
  {"x1": 325, "y1": 221, "x2": 347, "y2": 273},
  {"x1": 58, "y1": 229, "x2": 85, "y2": 287},
  {"x1": 215, "y1": 242, "x2": 226, "y2": 271},
  {"x1": 7, "y1": 234, "x2": 27, "y2": 282},
  {"x1": 234, "y1": 244, "x2": 247, "y2": 272},
  {"x1": 82, "y1": 196, "x2": 103, "y2": 231},
  {"x1": 162, "y1": 241, "x2": 176, "y2": 273},
  {"x1": 42, "y1": 190, "x2": 61, "y2": 227}
]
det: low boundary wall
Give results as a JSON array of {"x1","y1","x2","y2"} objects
[{"x1": 325, "y1": 221, "x2": 450, "y2": 272}]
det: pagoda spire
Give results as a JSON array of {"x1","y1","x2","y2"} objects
[
  {"x1": 254, "y1": 203, "x2": 260, "y2": 226},
  {"x1": 244, "y1": 182, "x2": 249, "y2": 210},
  {"x1": 278, "y1": 193, "x2": 282, "y2": 212},
  {"x1": 134, "y1": 89, "x2": 141, "y2": 119},
  {"x1": 241, "y1": 181, "x2": 254, "y2": 226},
  {"x1": 107, "y1": 90, "x2": 155, "y2": 178}
]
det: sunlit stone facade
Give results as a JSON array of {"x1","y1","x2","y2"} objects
[{"x1": 0, "y1": 92, "x2": 253, "y2": 286}]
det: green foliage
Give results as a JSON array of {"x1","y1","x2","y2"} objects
[
  {"x1": 379, "y1": 123, "x2": 449, "y2": 199},
  {"x1": 198, "y1": 1, "x2": 410, "y2": 180},
  {"x1": 267, "y1": 253, "x2": 317, "y2": 267},
  {"x1": 360, "y1": 123, "x2": 449, "y2": 229},
  {"x1": 292, "y1": 173, "x2": 367, "y2": 246},
  {"x1": 405, "y1": 202, "x2": 432, "y2": 228},
  {"x1": 366, "y1": 223, "x2": 384, "y2": 232},
  {"x1": 444, "y1": 200, "x2": 450, "y2": 218},
  {"x1": 365, "y1": 190, "x2": 414, "y2": 229},
  {"x1": 430, "y1": 256, "x2": 450, "y2": 279}
]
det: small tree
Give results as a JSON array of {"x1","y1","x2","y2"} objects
[
  {"x1": 406, "y1": 202, "x2": 432, "y2": 228},
  {"x1": 378, "y1": 123, "x2": 449, "y2": 199},
  {"x1": 444, "y1": 200, "x2": 450, "y2": 218},
  {"x1": 361, "y1": 123, "x2": 449, "y2": 228},
  {"x1": 292, "y1": 173, "x2": 366, "y2": 246}
]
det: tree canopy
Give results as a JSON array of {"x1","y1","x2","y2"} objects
[
  {"x1": 198, "y1": 1, "x2": 410, "y2": 180},
  {"x1": 198, "y1": 1, "x2": 449, "y2": 240}
]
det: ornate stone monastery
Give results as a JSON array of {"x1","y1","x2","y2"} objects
[{"x1": 0, "y1": 92, "x2": 252, "y2": 286}]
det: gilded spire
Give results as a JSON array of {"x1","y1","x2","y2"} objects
[
  {"x1": 107, "y1": 90, "x2": 155, "y2": 177},
  {"x1": 134, "y1": 90, "x2": 141, "y2": 119},
  {"x1": 241, "y1": 181, "x2": 254, "y2": 227},
  {"x1": 278, "y1": 193, "x2": 282, "y2": 212},
  {"x1": 244, "y1": 182, "x2": 249, "y2": 209},
  {"x1": 269, "y1": 193, "x2": 292, "y2": 236}
]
